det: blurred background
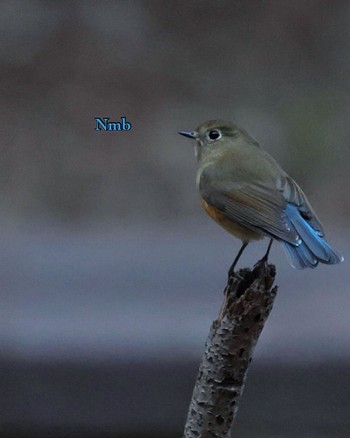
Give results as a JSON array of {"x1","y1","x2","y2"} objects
[{"x1": 1, "y1": 1, "x2": 350, "y2": 437}]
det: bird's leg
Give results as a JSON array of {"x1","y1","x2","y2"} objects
[
  {"x1": 262, "y1": 238, "x2": 273, "y2": 262},
  {"x1": 220, "y1": 242, "x2": 249, "y2": 320},
  {"x1": 255, "y1": 238, "x2": 273, "y2": 267},
  {"x1": 228, "y1": 242, "x2": 248, "y2": 279}
]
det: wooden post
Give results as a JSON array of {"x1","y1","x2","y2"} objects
[{"x1": 183, "y1": 262, "x2": 278, "y2": 438}]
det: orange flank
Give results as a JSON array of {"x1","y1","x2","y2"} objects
[{"x1": 200, "y1": 197, "x2": 262, "y2": 243}]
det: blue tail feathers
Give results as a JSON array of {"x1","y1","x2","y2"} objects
[{"x1": 282, "y1": 204, "x2": 343, "y2": 269}]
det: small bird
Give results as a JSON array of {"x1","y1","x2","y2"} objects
[{"x1": 179, "y1": 120, "x2": 343, "y2": 271}]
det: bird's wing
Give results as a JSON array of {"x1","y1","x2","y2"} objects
[
  {"x1": 199, "y1": 172, "x2": 301, "y2": 245},
  {"x1": 277, "y1": 175, "x2": 337, "y2": 265},
  {"x1": 277, "y1": 175, "x2": 325, "y2": 236}
]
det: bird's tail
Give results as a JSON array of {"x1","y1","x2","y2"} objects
[{"x1": 282, "y1": 204, "x2": 343, "y2": 269}]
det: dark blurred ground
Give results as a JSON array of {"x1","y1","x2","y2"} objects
[
  {"x1": 2, "y1": 360, "x2": 350, "y2": 438},
  {"x1": 1, "y1": 226, "x2": 349, "y2": 437},
  {"x1": 2, "y1": 1, "x2": 350, "y2": 436}
]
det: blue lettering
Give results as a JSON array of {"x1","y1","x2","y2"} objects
[
  {"x1": 108, "y1": 122, "x2": 121, "y2": 131},
  {"x1": 121, "y1": 117, "x2": 132, "y2": 131},
  {"x1": 95, "y1": 117, "x2": 109, "y2": 131},
  {"x1": 95, "y1": 117, "x2": 132, "y2": 132}
]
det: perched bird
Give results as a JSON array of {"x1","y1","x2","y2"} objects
[{"x1": 179, "y1": 120, "x2": 343, "y2": 270}]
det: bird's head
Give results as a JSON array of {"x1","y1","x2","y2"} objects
[{"x1": 179, "y1": 120, "x2": 258, "y2": 161}]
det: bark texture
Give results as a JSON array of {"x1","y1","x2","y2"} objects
[{"x1": 183, "y1": 261, "x2": 278, "y2": 438}]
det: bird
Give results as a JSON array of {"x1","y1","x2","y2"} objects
[{"x1": 179, "y1": 120, "x2": 343, "y2": 271}]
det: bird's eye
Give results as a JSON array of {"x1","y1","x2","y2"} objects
[{"x1": 208, "y1": 129, "x2": 221, "y2": 141}]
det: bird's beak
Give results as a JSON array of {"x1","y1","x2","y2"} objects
[{"x1": 178, "y1": 130, "x2": 197, "y2": 139}]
